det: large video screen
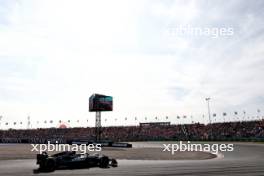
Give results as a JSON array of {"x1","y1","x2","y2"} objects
[{"x1": 89, "y1": 94, "x2": 113, "y2": 112}]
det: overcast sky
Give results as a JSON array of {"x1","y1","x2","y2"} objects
[{"x1": 0, "y1": 0, "x2": 264, "y2": 128}]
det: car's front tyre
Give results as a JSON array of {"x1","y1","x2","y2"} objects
[{"x1": 110, "y1": 159, "x2": 118, "y2": 167}]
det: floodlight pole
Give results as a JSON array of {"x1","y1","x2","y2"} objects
[
  {"x1": 205, "y1": 98, "x2": 212, "y2": 124},
  {"x1": 27, "y1": 116, "x2": 31, "y2": 129},
  {"x1": 95, "y1": 111, "x2": 101, "y2": 142},
  {"x1": 0, "y1": 115, "x2": 2, "y2": 129},
  {"x1": 205, "y1": 97, "x2": 213, "y2": 139}
]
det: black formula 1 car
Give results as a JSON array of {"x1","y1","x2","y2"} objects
[{"x1": 35, "y1": 151, "x2": 118, "y2": 172}]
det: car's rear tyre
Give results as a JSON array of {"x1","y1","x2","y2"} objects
[
  {"x1": 99, "y1": 156, "x2": 109, "y2": 168},
  {"x1": 44, "y1": 158, "x2": 56, "y2": 172}
]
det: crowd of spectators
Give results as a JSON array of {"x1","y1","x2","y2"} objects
[{"x1": 0, "y1": 120, "x2": 264, "y2": 143}]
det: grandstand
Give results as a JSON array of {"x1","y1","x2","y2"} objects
[{"x1": 1, "y1": 120, "x2": 264, "y2": 143}]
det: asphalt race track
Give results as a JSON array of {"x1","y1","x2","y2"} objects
[{"x1": 0, "y1": 142, "x2": 263, "y2": 176}]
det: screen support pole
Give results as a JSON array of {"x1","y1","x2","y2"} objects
[{"x1": 95, "y1": 111, "x2": 101, "y2": 142}]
